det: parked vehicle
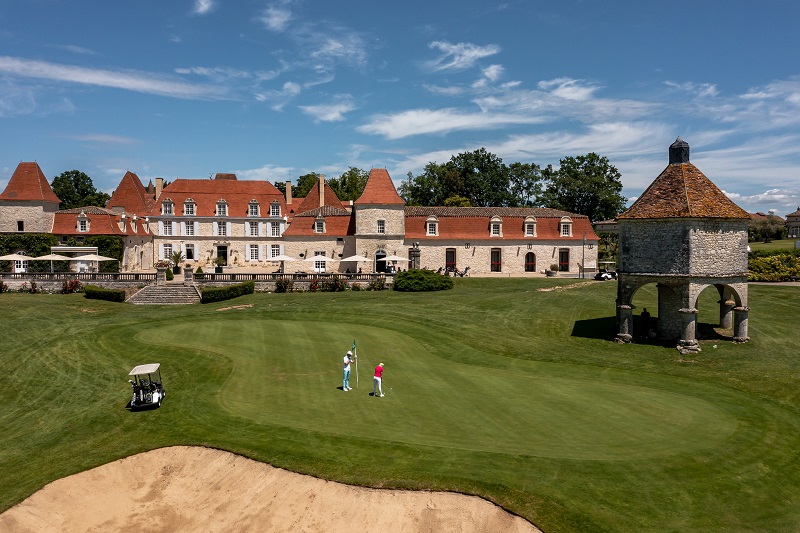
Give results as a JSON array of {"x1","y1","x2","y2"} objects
[
  {"x1": 127, "y1": 363, "x2": 165, "y2": 409},
  {"x1": 594, "y1": 269, "x2": 618, "y2": 281}
]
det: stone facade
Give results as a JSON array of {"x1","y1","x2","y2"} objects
[{"x1": 0, "y1": 202, "x2": 58, "y2": 233}]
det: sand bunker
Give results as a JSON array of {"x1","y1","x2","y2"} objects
[{"x1": 0, "y1": 446, "x2": 540, "y2": 532}]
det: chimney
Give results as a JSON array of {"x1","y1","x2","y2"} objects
[
  {"x1": 319, "y1": 174, "x2": 325, "y2": 207},
  {"x1": 669, "y1": 137, "x2": 690, "y2": 164},
  {"x1": 155, "y1": 177, "x2": 164, "y2": 199},
  {"x1": 285, "y1": 181, "x2": 292, "y2": 204}
]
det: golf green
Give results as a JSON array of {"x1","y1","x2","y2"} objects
[{"x1": 142, "y1": 319, "x2": 737, "y2": 460}]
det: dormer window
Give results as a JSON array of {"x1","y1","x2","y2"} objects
[
  {"x1": 216, "y1": 201, "x2": 228, "y2": 217},
  {"x1": 490, "y1": 216, "x2": 503, "y2": 237},
  {"x1": 560, "y1": 216, "x2": 573, "y2": 237},
  {"x1": 162, "y1": 200, "x2": 173, "y2": 215},
  {"x1": 248, "y1": 200, "x2": 259, "y2": 217},
  {"x1": 270, "y1": 202, "x2": 281, "y2": 217},
  {"x1": 184, "y1": 199, "x2": 195, "y2": 216},
  {"x1": 78, "y1": 211, "x2": 89, "y2": 233},
  {"x1": 314, "y1": 216, "x2": 325, "y2": 234},
  {"x1": 524, "y1": 216, "x2": 537, "y2": 237},
  {"x1": 426, "y1": 215, "x2": 439, "y2": 236}
]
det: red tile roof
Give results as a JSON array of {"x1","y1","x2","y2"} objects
[
  {"x1": 294, "y1": 178, "x2": 345, "y2": 215},
  {"x1": 52, "y1": 209, "x2": 147, "y2": 236},
  {"x1": 354, "y1": 168, "x2": 405, "y2": 205},
  {"x1": 750, "y1": 212, "x2": 785, "y2": 222},
  {"x1": 0, "y1": 162, "x2": 60, "y2": 203},
  {"x1": 618, "y1": 162, "x2": 749, "y2": 219},
  {"x1": 282, "y1": 213, "x2": 354, "y2": 237},
  {"x1": 404, "y1": 207, "x2": 597, "y2": 241},
  {"x1": 106, "y1": 171, "x2": 155, "y2": 215},
  {"x1": 146, "y1": 178, "x2": 285, "y2": 217}
]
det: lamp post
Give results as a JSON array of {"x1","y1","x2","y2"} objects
[{"x1": 581, "y1": 232, "x2": 586, "y2": 279}]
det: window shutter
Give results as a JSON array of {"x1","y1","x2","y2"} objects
[
  {"x1": 259, "y1": 222, "x2": 264, "y2": 237},
  {"x1": 171, "y1": 221, "x2": 176, "y2": 235},
  {"x1": 158, "y1": 243, "x2": 164, "y2": 260},
  {"x1": 158, "y1": 221, "x2": 163, "y2": 235},
  {"x1": 280, "y1": 244, "x2": 285, "y2": 256},
  {"x1": 193, "y1": 221, "x2": 198, "y2": 235},
  {"x1": 226, "y1": 222, "x2": 231, "y2": 236},
  {"x1": 212, "y1": 222, "x2": 218, "y2": 236},
  {"x1": 180, "y1": 221, "x2": 185, "y2": 235},
  {"x1": 257, "y1": 244, "x2": 262, "y2": 261}
]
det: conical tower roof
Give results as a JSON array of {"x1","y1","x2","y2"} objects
[
  {"x1": 618, "y1": 138, "x2": 749, "y2": 219},
  {"x1": 354, "y1": 168, "x2": 404, "y2": 205},
  {"x1": 0, "y1": 162, "x2": 60, "y2": 203}
]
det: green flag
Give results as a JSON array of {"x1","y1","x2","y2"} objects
[{"x1": 352, "y1": 339, "x2": 357, "y2": 352}]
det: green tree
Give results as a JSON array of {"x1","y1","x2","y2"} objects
[
  {"x1": 443, "y1": 195, "x2": 472, "y2": 207},
  {"x1": 507, "y1": 162, "x2": 544, "y2": 207},
  {"x1": 542, "y1": 153, "x2": 626, "y2": 222},
  {"x1": 273, "y1": 181, "x2": 286, "y2": 196},
  {"x1": 293, "y1": 173, "x2": 319, "y2": 199},
  {"x1": 50, "y1": 170, "x2": 110, "y2": 210},
  {"x1": 328, "y1": 167, "x2": 369, "y2": 202}
]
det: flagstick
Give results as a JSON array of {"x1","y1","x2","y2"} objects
[{"x1": 355, "y1": 345, "x2": 359, "y2": 388}]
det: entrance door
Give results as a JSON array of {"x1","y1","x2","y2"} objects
[
  {"x1": 445, "y1": 248, "x2": 456, "y2": 272},
  {"x1": 375, "y1": 251, "x2": 387, "y2": 273},
  {"x1": 217, "y1": 246, "x2": 228, "y2": 266},
  {"x1": 559, "y1": 249, "x2": 569, "y2": 272}
]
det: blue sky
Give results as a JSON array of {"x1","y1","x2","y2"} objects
[{"x1": 1, "y1": 0, "x2": 799, "y2": 215}]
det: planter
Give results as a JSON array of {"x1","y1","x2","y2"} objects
[
  {"x1": 546, "y1": 270, "x2": 557, "y2": 277},
  {"x1": 215, "y1": 266, "x2": 223, "y2": 274},
  {"x1": 173, "y1": 266, "x2": 181, "y2": 275}
]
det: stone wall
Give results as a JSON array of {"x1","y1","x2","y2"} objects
[
  {"x1": 355, "y1": 205, "x2": 404, "y2": 237},
  {"x1": 688, "y1": 221, "x2": 749, "y2": 275},
  {"x1": 0, "y1": 202, "x2": 57, "y2": 233}
]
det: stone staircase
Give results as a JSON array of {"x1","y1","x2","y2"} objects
[{"x1": 128, "y1": 283, "x2": 201, "y2": 305}]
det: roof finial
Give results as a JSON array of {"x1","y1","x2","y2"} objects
[{"x1": 669, "y1": 136, "x2": 690, "y2": 164}]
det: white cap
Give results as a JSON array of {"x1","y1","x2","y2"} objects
[{"x1": 346, "y1": 351, "x2": 352, "y2": 355}]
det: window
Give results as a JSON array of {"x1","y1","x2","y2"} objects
[
  {"x1": 217, "y1": 221, "x2": 227, "y2": 236},
  {"x1": 217, "y1": 202, "x2": 227, "y2": 216},
  {"x1": 185, "y1": 244, "x2": 195, "y2": 260},
  {"x1": 249, "y1": 221, "x2": 259, "y2": 237},
  {"x1": 184, "y1": 202, "x2": 195, "y2": 216},
  {"x1": 426, "y1": 215, "x2": 438, "y2": 236},
  {"x1": 524, "y1": 216, "x2": 536, "y2": 237},
  {"x1": 377, "y1": 220, "x2": 385, "y2": 234},
  {"x1": 271, "y1": 244, "x2": 280, "y2": 258},
  {"x1": 249, "y1": 244, "x2": 259, "y2": 261},
  {"x1": 270, "y1": 202, "x2": 281, "y2": 217},
  {"x1": 314, "y1": 251, "x2": 326, "y2": 272},
  {"x1": 249, "y1": 202, "x2": 259, "y2": 217},
  {"x1": 162, "y1": 202, "x2": 173, "y2": 215},
  {"x1": 185, "y1": 222, "x2": 195, "y2": 236},
  {"x1": 271, "y1": 222, "x2": 281, "y2": 237},
  {"x1": 490, "y1": 216, "x2": 502, "y2": 237},
  {"x1": 490, "y1": 248, "x2": 502, "y2": 272},
  {"x1": 163, "y1": 244, "x2": 173, "y2": 260},
  {"x1": 560, "y1": 216, "x2": 573, "y2": 237},
  {"x1": 314, "y1": 219, "x2": 325, "y2": 233},
  {"x1": 78, "y1": 220, "x2": 88, "y2": 232},
  {"x1": 17, "y1": 221, "x2": 23, "y2": 231},
  {"x1": 163, "y1": 222, "x2": 172, "y2": 236},
  {"x1": 525, "y1": 252, "x2": 536, "y2": 272}
]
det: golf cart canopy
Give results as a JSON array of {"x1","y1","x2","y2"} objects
[{"x1": 129, "y1": 363, "x2": 160, "y2": 376}]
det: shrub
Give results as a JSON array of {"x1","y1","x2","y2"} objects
[
  {"x1": 275, "y1": 278, "x2": 294, "y2": 293},
  {"x1": 350, "y1": 282, "x2": 362, "y2": 291},
  {"x1": 309, "y1": 279, "x2": 319, "y2": 292},
  {"x1": 195, "y1": 266, "x2": 204, "y2": 274},
  {"x1": 0, "y1": 280, "x2": 8, "y2": 293},
  {"x1": 393, "y1": 269, "x2": 454, "y2": 292},
  {"x1": 201, "y1": 280, "x2": 255, "y2": 304},
  {"x1": 61, "y1": 279, "x2": 83, "y2": 294},
  {"x1": 366, "y1": 276, "x2": 387, "y2": 291},
  {"x1": 748, "y1": 251, "x2": 800, "y2": 281},
  {"x1": 84, "y1": 285, "x2": 126, "y2": 302},
  {"x1": 166, "y1": 268, "x2": 174, "y2": 281},
  {"x1": 321, "y1": 278, "x2": 347, "y2": 292}
]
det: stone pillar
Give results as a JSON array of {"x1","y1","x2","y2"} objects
[
  {"x1": 615, "y1": 304, "x2": 634, "y2": 343},
  {"x1": 733, "y1": 306, "x2": 750, "y2": 343},
  {"x1": 183, "y1": 268, "x2": 193, "y2": 286},
  {"x1": 677, "y1": 307, "x2": 700, "y2": 354},
  {"x1": 156, "y1": 267, "x2": 167, "y2": 286},
  {"x1": 718, "y1": 286, "x2": 735, "y2": 329}
]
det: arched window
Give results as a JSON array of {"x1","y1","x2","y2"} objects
[
  {"x1": 525, "y1": 252, "x2": 536, "y2": 272},
  {"x1": 184, "y1": 198, "x2": 195, "y2": 216},
  {"x1": 559, "y1": 216, "x2": 573, "y2": 237},
  {"x1": 248, "y1": 199, "x2": 260, "y2": 217},
  {"x1": 524, "y1": 216, "x2": 537, "y2": 237},
  {"x1": 426, "y1": 215, "x2": 439, "y2": 236},
  {"x1": 162, "y1": 199, "x2": 174, "y2": 215},
  {"x1": 216, "y1": 199, "x2": 228, "y2": 217},
  {"x1": 490, "y1": 216, "x2": 503, "y2": 237}
]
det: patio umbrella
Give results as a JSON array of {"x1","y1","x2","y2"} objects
[
  {"x1": 0, "y1": 253, "x2": 32, "y2": 261},
  {"x1": 74, "y1": 253, "x2": 118, "y2": 272},
  {"x1": 340, "y1": 255, "x2": 370, "y2": 262},
  {"x1": 32, "y1": 253, "x2": 72, "y2": 272},
  {"x1": 268, "y1": 254, "x2": 296, "y2": 273},
  {"x1": 303, "y1": 254, "x2": 338, "y2": 262},
  {"x1": 377, "y1": 254, "x2": 410, "y2": 262}
]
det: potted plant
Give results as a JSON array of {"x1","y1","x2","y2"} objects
[
  {"x1": 214, "y1": 256, "x2": 225, "y2": 273},
  {"x1": 546, "y1": 263, "x2": 559, "y2": 277},
  {"x1": 169, "y1": 250, "x2": 185, "y2": 274}
]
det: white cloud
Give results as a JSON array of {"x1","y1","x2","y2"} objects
[
  {"x1": 192, "y1": 0, "x2": 216, "y2": 15},
  {"x1": 358, "y1": 108, "x2": 547, "y2": 139},
  {"x1": 255, "y1": 81, "x2": 302, "y2": 110},
  {"x1": 423, "y1": 84, "x2": 465, "y2": 96},
  {"x1": 310, "y1": 33, "x2": 367, "y2": 68},
  {"x1": 174, "y1": 66, "x2": 253, "y2": 80},
  {"x1": 0, "y1": 56, "x2": 229, "y2": 100},
  {"x1": 664, "y1": 81, "x2": 719, "y2": 97},
  {"x1": 483, "y1": 64, "x2": 504, "y2": 82},
  {"x1": 425, "y1": 41, "x2": 500, "y2": 71},
  {"x1": 260, "y1": 5, "x2": 292, "y2": 31},
  {"x1": 299, "y1": 96, "x2": 356, "y2": 122},
  {"x1": 64, "y1": 134, "x2": 140, "y2": 145},
  {"x1": 235, "y1": 164, "x2": 297, "y2": 182},
  {"x1": 537, "y1": 78, "x2": 599, "y2": 101}
]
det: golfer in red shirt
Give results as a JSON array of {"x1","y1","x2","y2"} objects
[{"x1": 373, "y1": 363, "x2": 384, "y2": 397}]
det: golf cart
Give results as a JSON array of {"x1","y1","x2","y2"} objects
[
  {"x1": 127, "y1": 363, "x2": 165, "y2": 409},
  {"x1": 594, "y1": 269, "x2": 618, "y2": 281}
]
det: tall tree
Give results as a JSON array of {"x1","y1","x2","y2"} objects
[
  {"x1": 328, "y1": 167, "x2": 369, "y2": 201},
  {"x1": 293, "y1": 173, "x2": 319, "y2": 199},
  {"x1": 50, "y1": 170, "x2": 111, "y2": 210},
  {"x1": 542, "y1": 153, "x2": 626, "y2": 222}
]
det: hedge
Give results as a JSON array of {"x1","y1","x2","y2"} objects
[
  {"x1": 201, "y1": 280, "x2": 255, "y2": 304},
  {"x1": 748, "y1": 250, "x2": 800, "y2": 281},
  {"x1": 83, "y1": 285, "x2": 126, "y2": 302},
  {"x1": 393, "y1": 269, "x2": 454, "y2": 292}
]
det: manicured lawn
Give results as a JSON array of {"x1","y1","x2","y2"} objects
[
  {"x1": 749, "y1": 239, "x2": 799, "y2": 252},
  {"x1": 1, "y1": 279, "x2": 799, "y2": 532}
]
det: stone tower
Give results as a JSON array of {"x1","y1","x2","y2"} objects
[{"x1": 615, "y1": 138, "x2": 750, "y2": 353}]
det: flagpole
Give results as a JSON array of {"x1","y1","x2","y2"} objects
[{"x1": 353, "y1": 339, "x2": 358, "y2": 388}]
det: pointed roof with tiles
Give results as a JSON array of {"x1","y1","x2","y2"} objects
[
  {"x1": 294, "y1": 176, "x2": 346, "y2": 215},
  {"x1": 105, "y1": 171, "x2": 155, "y2": 215},
  {"x1": 0, "y1": 162, "x2": 61, "y2": 203},
  {"x1": 354, "y1": 168, "x2": 405, "y2": 206},
  {"x1": 618, "y1": 138, "x2": 749, "y2": 220}
]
